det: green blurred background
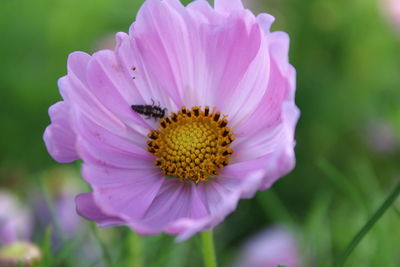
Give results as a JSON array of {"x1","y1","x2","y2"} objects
[{"x1": 0, "y1": 0, "x2": 399, "y2": 266}]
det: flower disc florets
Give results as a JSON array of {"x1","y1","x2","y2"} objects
[{"x1": 147, "y1": 106, "x2": 234, "y2": 184}]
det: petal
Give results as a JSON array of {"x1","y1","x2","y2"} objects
[
  {"x1": 138, "y1": 159, "x2": 267, "y2": 240},
  {"x1": 233, "y1": 34, "x2": 293, "y2": 134},
  {"x1": 186, "y1": 0, "x2": 222, "y2": 24},
  {"x1": 75, "y1": 115, "x2": 154, "y2": 169},
  {"x1": 220, "y1": 157, "x2": 268, "y2": 197},
  {"x1": 114, "y1": 32, "x2": 165, "y2": 107},
  {"x1": 256, "y1": 13, "x2": 275, "y2": 34},
  {"x1": 268, "y1": 31, "x2": 295, "y2": 94},
  {"x1": 175, "y1": 170, "x2": 265, "y2": 241},
  {"x1": 139, "y1": 179, "x2": 209, "y2": 232},
  {"x1": 233, "y1": 126, "x2": 284, "y2": 162},
  {"x1": 208, "y1": 12, "x2": 263, "y2": 113},
  {"x1": 130, "y1": 0, "x2": 262, "y2": 111},
  {"x1": 171, "y1": 151, "x2": 294, "y2": 241},
  {"x1": 232, "y1": 30, "x2": 298, "y2": 162},
  {"x1": 235, "y1": 102, "x2": 299, "y2": 190},
  {"x1": 216, "y1": 23, "x2": 268, "y2": 127},
  {"x1": 86, "y1": 50, "x2": 155, "y2": 132},
  {"x1": 83, "y1": 164, "x2": 164, "y2": 222},
  {"x1": 132, "y1": 0, "x2": 194, "y2": 108},
  {"x1": 60, "y1": 73, "x2": 126, "y2": 137},
  {"x1": 43, "y1": 101, "x2": 78, "y2": 163},
  {"x1": 214, "y1": 0, "x2": 244, "y2": 15},
  {"x1": 65, "y1": 51, "x2": 91, "y2": 88},
  {"x1": 75, "y1": 193, "x2": 125, "y2": 227},
  {"x1": 259, "y1": 101, "x2": 299, "y2": 189},
  {"x1": 62, "y1": 52, "x2": 150, "y2": 138}
]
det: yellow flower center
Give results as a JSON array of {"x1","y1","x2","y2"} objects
[{"x1": 147, "y1": 106, "x2": 235, "y2": 184}]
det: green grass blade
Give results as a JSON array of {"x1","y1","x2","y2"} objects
[
  {"x1": 41, "y1": 226, "x2": 53, "y2": 267},
  {"x1": 256, "y1": 188, "x2": 295, "y2": 223},
  {"x1": 334, "y1": 182, "x2": 400, "y2": 267},
  {"x1": 318, "y1": 160, "x2": 366, "y2": 211}
]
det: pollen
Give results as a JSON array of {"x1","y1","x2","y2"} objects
[{"x1": 147, "y1": 106, "x2": 235, "y2": 184}]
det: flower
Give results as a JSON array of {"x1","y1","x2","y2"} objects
[
  {"x1": 44, "y1": 0, "x2": 299, "y2": 241},
  {"x1": 31, "y1": 168, "x2": 85, "y2": 247},
  {"x1": 30, "y1": 167, "x2": 102, "y2": 263},
  {"x1": 233, "y1": 226, "x2": 301, "y2": 267},
  {"x1": 0, "y1": 191, "x2": 32, "y2": 245},
  {"x1": 364, "y1": 120, "x2": 397, "y2": 155}
]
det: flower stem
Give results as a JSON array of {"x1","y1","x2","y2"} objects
[
  {"x1": 128, "y1": 232, "x2": 143, "y2": 267},
  {"x1": 334, "y1": 181, "x2": 400, "y2": 267},
  {"x1": 201, "y1": 231, "x2": 217, "y2": 267}
]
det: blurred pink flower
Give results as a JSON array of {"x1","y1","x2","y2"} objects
[
  {"x1": 233, "y1": 227, "x2": 301, "y2": 267},
  {"x1": 31, "y1": 169, "x2": 102, "y2": 262},
  {"x1": 365, "y1": 120, "x2": 398, "y2": 155},
  {"x1": 44, "y1": 0, "x2": 299, "y2": 241},
  {"x1": 382, "y1": 0, "x2": 400, "y2": 32},
  {"x1": 0, "y1": 191, "x2": 31, "y2": 245},
  {"x1": 32, "y1": 175, "x2": 84, "y2": 241}
]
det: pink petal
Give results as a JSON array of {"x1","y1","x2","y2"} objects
[
  {"x1": 217, "y1": 24, "x2": 268, "y2": 127},
  {"x1": 269, "y1": 31, "x2": 296, "y2": 95},
  {"x1": 214, "y1": 0, "x2": 244, "y2": 15},
  {"x1": 65, "y1": 51, "x2": 91, "y2": 87},
  {"x1": 175, "y1": 170, "x2": 266, "y2": 241},
  {"x1": 233, "y1": 42, "x2": 293, "y2": 136},
  {"x1": 62, "y1": 52, "x2": 150, "y2": 138},
  {"x1": 82, "y1": 164, "x2": 164, "y2": 222},
  {"x1": 186, "y1": 0, "x2": 222, "y2": 24},
  {"x1": 258, "y1": 102, "x2": 299, "y2": 190},
  {"x1": 75, "y1": 193, "x2": 125, "y2": 227},
  {"x1": 209, "y1": 12, "x2": 263, "y2": 114},
  {"x1": 256, "y1": 13, "x2": 275, "y2": 34},
  {"x1": 43, "y1": 102, "x2": 78, "y2": 163},
  {"x1": 73, "y1": 113, "x2": 152, "y2": 169},
  {"x1": 231, "y1": 29, "x2": 298, "y2": 166},
  {"x1": 141, "y1": 159, "x2": 267, "y2": 239},
  {"x1": 60, "y1": 75, "x2": 125, "y2": 137},
  {"x1": 139, "y1": 179, "x2": 209, "y2": 232},
  {"x1": 130, "y1": 0, "x2": 263, "y2": 112},
  {"x1": 86, "y1": 50, "x2": 154, "y2": 131},
  {"x1": 132, "y1": 0, "x2": 194, "y2": 108},
  {"x1": 114, "y1": 32, "x2": 159, "y2": 106}
]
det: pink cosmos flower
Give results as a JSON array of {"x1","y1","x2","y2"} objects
[
  {"x1": 44, "y1": 0, "x2": 299, "y2": 241},
  {"x1": 233, "y1": 226, "x2": 301, "y2": 267}
]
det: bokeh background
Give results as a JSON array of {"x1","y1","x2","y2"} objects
[{"x1": 0, "y1": 0, "x2": 399, "y2": 266}]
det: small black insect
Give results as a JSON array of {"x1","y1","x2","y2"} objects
[{"x1": 131, "y1": 99, "x2": 167, "y2": 119}]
